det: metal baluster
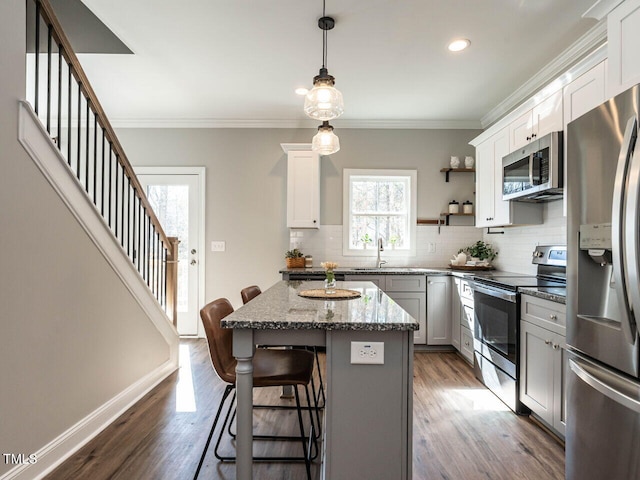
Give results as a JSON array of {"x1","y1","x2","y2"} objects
[
  {"x1": 46, "y1": 23, "x2": 52, "y2": 133},
  {"x1": 133, "y1": 194, "x2": 138, "y2": 266},
  {"x1": 101, "y1": 129, "x2": 106, "y2": 217},
  {"x1": 85, "y1": 100, "x2": 90, "y2": 192},
  {"x1": 93, "y1": 115, "x2": 97, "y2": 204},
  {"x1": 120, "y1": 167, "x2": 125, "y2": 248},
  {"x1": 34, "y1": 0, "x2": 40, "y2": 115},
  {"x1": 162, "y1": 245, "x2": 167, "y2": 308},
  {"x1": 155, "y1": 232, "x2": 160, "y2": 298},
  {"x1": 145, "y1": 213, "x2": 150, "y2": 285},
  {"x1": 115, "y1": 157, "x2": 119, "y2": 239},
  {"x1": 126, "y1": 177, "x2": 131, "y2": 258},
  {"x1": 76, "y1": 82, "x2": 81, "y2": 180},
  {"x1": 67, "y1": 62, "x2": 71, "y2": 165},
  {"x1": 108, "y1": 144, "x2": 113, "y2": 229},
  {"x1": 57, "y1": 45, "x2": 62, "y2": 150}
]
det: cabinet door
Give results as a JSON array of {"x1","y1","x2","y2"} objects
[
  {"x1": 563, "y1": 61, "x2": 606, "y2": 124},
  {"x1": 509, "y1": 110, "x2": 533, "y2": 150},
  {"x1": 520, "y1": 321, "x2": 555, "y2": 426},
  {"x1": 426, "y1": 276, "x2": 452, "y2": 345},
  {"x1": 491, "y1": 127, "x2": 512, "y2": 226},
  {"x1": 553, "y1": 335, "x2": 567, "y2": 436},
  {"x1": 533, "y1": 90, "x2": 563, "y2": 138},
  {"x1": 344, "y1": 275, "x2": 386, "y2": 290},
  {"x1": 286, "y1": 150, "x2": 320, "y2": 228},
  {"x1": 608, "y1": 0, "x2": 640, "y2": 98},
  {"x1": 388, "y1": 291, "x2": 427, "y2": 345},
  {"x1": 451, "y1": 280, "x2": 461, "y2": 351},
  {"x1": 460, "y1": 326, "x2": 474, "y2": 363},
  {"x1": 475, "y1": 138, "x2": 495, "y2": 228}
]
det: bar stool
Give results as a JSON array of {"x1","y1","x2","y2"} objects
[
  {"x1": 241, "y1": 285, "x2": 326, "y2": 410},
  {"x1": 194, "y1": 298, "x2": 316, "y2": 480}
]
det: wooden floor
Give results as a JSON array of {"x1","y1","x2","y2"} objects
[{"x1": 46, "y1": 339, "x2": 564, "y2": 480}]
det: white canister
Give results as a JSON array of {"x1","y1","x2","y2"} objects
[
  {"x1": 464, "y1": 156, "x2": 475, "y2": 168},
  {"x1": 463, "y1": 201, "x2": 473, "y2": 214},
  {"x1": 450, "y1": 156, "x2": 460, "y2": 168},
  {"x1": 449, "y1": 200, "x2": 460, "y2": 214}
]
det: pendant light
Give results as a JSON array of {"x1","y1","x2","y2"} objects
[
  {"x1": 304, "y1": 1, "x2": 344, "y2": 121},
  {"x1": 312, "y1": 121, "x2": 340, "y2": 155}
]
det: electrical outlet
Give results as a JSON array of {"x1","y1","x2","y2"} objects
[
  {"x1": 211, "y1": 241, "x2": 226, "y2": 252},
  {"x1": 350, "y1": 341, "x2": 384, "y2": 364},
  {"x1": 427, "y1": 242, "x2": 436, "y2": 253}
]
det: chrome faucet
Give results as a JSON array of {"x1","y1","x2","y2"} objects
[{"x1": 377, "y1": 238, "x2": 387, "y2": 268}]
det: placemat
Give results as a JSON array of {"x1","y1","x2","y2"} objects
[{"x1": 298, "y1": 289, "x2": 361, "y2": 299}]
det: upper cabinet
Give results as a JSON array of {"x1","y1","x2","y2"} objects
[
  {"x1": 608, "y1": 0, "x2": 640, "y2": 98},
  {"x1": 563, "y1": 61, "x2": 607, "y2": 124},
  {"x1": 509, "y1": 90, "x2": 563, "y2": 151},
  {"x1": 475, "y1": 126, "x2": 542, "y2": 228},
  {"x1": 282, "y1": 144, "x2": 320, "y2": 229}
]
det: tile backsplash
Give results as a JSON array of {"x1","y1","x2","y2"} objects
[
  {"x1": 291, "y1": 201, "x2": 567, "y2": 273},
  {"x1": 482, "y1": 201, "x2": 567, "y2": 274},
  {"x1": 290, "y1": 225, "x2": 483, "y2": 268}
]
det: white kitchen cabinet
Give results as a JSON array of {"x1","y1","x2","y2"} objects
[
  {"x1": 608, "y1": 0, "x2": 640, "y2": 98},
  {"x1": 451, "y1": 285, "x2": 461, "y2": 351},
  {"x1": 344, "y1": 274, "x2": 427, "y2": 344},
  {"x1": 509, "y1": 91, "x2": 563, "y2": 151},
  {"x1": 520, "y1": 295, "x2": 566, "y2": 437},
  {"x1": 286, "y1": 149, "x2": 320, "y2": 228},
  {"x1": 475, "y1": 127, "x2": 542, "y2": 228},
  {"x1": 460, "y1": 326, "x2": 474, "y2": 364},
  {"x1": 427, "y1": 276, "x2": 452, "y2": 345},
  {"x1": 453, "y1": 277, "x2": 475, "y2": 363},
  {"x1": 563, "y1": 61, "x2": 606, "y2": 124}
]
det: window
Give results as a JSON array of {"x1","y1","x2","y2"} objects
[{"x1": 343, "y1": 169, "x2": 417, "y2": 256}]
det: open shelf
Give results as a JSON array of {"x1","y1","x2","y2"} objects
[
  {"x1": 440, "y1": 167, "x2": 475, "y2": 182},
  {"x1": 439, "y1": 212, "x2": 475, "y2": 226}
]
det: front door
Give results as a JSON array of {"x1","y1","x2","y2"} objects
[{"x1": 137, "y1": 167, "x2": 204, "y2": 336}]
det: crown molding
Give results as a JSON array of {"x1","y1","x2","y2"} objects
[
  {"x1": 110, "y1": 117, "x2": 482, "y2": 130},
  {"x1": 480, "y1": 19, "x2": 607, "y2": 129},
  {"x1": 583, "y1": 0, "x2": 624, "y2": 20},
  {"x1": 281, "y1": 143, "x2": 312, "y2": 153}
]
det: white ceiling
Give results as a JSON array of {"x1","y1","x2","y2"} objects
[{"x1": 74, "y1": 0, "x2": 600, "y2": 129}]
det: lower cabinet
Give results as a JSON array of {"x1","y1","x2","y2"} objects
[
  {"x1": 344, "y1": 274, "x2": 427, "y2": 344},
  {"x1": 460, "y1": 326, "x2": 474, "y2": 363},
  {"x1": 426, "y1": 276, "x2": 452, "y2": 345},
  {"x1": 453, "y1": 277, "x2": 475, "y2": 363},
  {"x1": 519, "y1": 295, "x2": 566, "y2": 437}
]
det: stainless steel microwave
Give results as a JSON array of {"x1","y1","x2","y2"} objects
[{"x1": 502, "y1": 131, "x2": 563, "y2": 202}]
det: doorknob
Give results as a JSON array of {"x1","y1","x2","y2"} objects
[
  {"x1": 190, "y1": 259, "x2": 197, "y2": 265},
  {"x1": 191, "y1": 249, "x2": 196, "y2": 254}
]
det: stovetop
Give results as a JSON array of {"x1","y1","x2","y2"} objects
[{"x1": 473, "y1": 273, "x2": 566, "y2": 292}]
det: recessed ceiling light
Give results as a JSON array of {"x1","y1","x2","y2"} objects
[
  {"x1": 448, "y1": 39, "x2": 470, "y2": 52},
  {"x1": 295, "y1": 87, "x2": 309, "y2": 96}
]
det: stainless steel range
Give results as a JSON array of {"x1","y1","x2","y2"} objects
[{"x1": 472, "y1": 245, "x2": 567, "y2": 413}]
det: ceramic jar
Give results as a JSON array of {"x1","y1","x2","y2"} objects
[
  {"x1": 464, "y1": 156, "x2": 475, "y2": 168},
  {"x1": 449, "y1": 200, "x2": 460, "y2": 214},
  {"x1": 463, "y1": 200, "x2": 473, "y2": 214},
  {"x1": 450, "y1": 156, "x2": 460, "y2": 168}
]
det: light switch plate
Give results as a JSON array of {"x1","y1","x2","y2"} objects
[
  {"x1": 350, "y1": 341, "x2": 384, "y2": 364},
  {"x1": 211, "y1": 241, "x2": 226, "y2": 252}
]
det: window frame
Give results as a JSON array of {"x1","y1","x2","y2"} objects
[{"x1": 342, "y1": 168, "x2": 417, "y2": 257}]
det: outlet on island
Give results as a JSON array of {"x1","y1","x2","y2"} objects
[{"x1": 350, "y1": 341, "x2": 385, "y2": 364}]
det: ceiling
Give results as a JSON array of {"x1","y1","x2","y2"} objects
[{"x1": 65, "y1": 0, "x2": 600, "y2": 129}]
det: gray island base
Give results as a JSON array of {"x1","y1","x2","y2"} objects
[{"x1": 222, "y1": 280, "x2": 417, "y2": 480}]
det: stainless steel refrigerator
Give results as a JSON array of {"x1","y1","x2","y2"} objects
[{"x1": 566, "y1": 84, "x2": 640, "y2": 479}]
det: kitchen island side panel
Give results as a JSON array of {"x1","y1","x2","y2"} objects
[{"x1": 325, "y1": 330, "x2": 413, "y2": 480}]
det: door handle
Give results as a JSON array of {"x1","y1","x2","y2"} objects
[
  {"x1": 191, "y1": 248, "x2": 196, "y2": 254},
  {"x1": 570, "y1": 358, "x2": 640, "y2": 413},
  {"x1": 190, "y1": 259, "x2": 197, "y2": 266},
  {"x1": 611, "y1": 116, "x2": 638, "y2": 344}
]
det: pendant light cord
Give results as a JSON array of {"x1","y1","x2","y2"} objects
[{"x1": 322, "y1": 0, "x2": 327, "y2": 69}]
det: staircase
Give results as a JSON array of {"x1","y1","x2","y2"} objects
[{"x1": 0, "y1": 2, "x2": 181, "y2": 479}]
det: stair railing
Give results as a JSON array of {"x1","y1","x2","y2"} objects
[{"x1": 26, "y1": 0, "x2": 179, "y2": 327}]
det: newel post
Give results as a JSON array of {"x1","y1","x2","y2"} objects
[{"x1": 166, "y1": 237, "x2": 180, "y2": 328}]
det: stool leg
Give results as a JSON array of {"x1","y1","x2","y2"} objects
[
  {"x1": 314, "y1": 347, "x2": 326, "y2": 408},
  {"x1": 194, "y1": 385, "x2": 233, "y2": 479},
  {"x1": 294, "y1": 386, "x2": 313, "y2": 480}
]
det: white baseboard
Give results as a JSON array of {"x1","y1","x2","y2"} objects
[{"x1": 0, "y1": 360, "x2": 177, "y2": 480}]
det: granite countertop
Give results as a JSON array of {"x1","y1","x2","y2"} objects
[
  {"x1": 519, "y1": 287, "x2": 566, "y2": 304},
  {"x1": 222, "y1": 280, "x2": 419, "y2": 331},
  {"x1": 280, "y1": 266, "x2": 454, "y2": 276}
]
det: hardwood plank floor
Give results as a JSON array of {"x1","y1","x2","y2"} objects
[{"x1": 46, "y1": 340, "x2": 564, "y2": 480}]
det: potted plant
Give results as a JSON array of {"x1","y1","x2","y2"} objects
[
  {"x1": 360, "y1": 233, "x2": 373, "y2": 249},
  {"x1": 458, "y1": 240, "x2": 498, "y2": 263},
  {"x1": 285, "y1": 248, "x2": 305, "y2": 268}
]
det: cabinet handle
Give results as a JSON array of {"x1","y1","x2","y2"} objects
[
  {"x1": 552, "y1": 344, "x2": 560, "y2": 350},
  {"x1": 532, "y1": 133, "x2": 537, "y2": 139},
  {"x1": 313, "y1": 220, "x2": 317, "y2": 223},
  {"x1": 526, "y1": 136, "x2": 531, "y2": 141},
  {"x1": 465, "y1": 341, "x2": 470, "y2": 346},
  {"x1": 544, "y1": 339, "x2": 552, "y2": 345},
  {"x1": 549, "y1": 314, "x2": 557, "y2": 320}
]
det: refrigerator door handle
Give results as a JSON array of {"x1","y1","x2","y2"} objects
[
  {"x1": 624, "y1": 120, "x2": 640, "y2": 342},
  {"x1": 611, "y1": 116, "x2": 637, "y2": 344},
  {"x1": 570, "y1": 358, "x2": 640, "y2": 414}
]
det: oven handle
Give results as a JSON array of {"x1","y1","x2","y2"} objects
[{"x1": 474, "y1": 284, "x2": 517, "y2": 303}]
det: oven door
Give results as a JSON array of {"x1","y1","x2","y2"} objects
[{"x1": 473, "y1": 284, "x2": 518, "y2": 375}]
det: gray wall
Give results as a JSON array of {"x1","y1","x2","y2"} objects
[
  {"x1": 117, "y1": 127, "x2": 480, "y2": 309},
  {"x1": 0, "y1": 2, "x2": 170, "y2": 473}
]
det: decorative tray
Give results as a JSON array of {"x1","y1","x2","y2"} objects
[
  {"x1": 448, "y1": 265, "x2": 494, "y2": 271},
  {"x1": 298, "y1": 289, "x2": 362, "y2": 299}
]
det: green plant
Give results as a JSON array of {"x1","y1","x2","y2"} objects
[
  {"x1": 389, "y1": 235, "x2": 399, "y2": 246},
  {"x1": 360, "y1": 233, "x2": 373, "y2": 245},
  {"x1": 458, "y1": 240, "x2": 498, "y2": 261},
  {"x1": 285, "y1": 248, "x2": 304, "y2": 258}
]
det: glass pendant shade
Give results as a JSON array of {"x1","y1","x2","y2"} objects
[
  {"x1": 304, "y1": 75, "x2": 344, "y2": 121},
  {"x1": 312, "y1": 122, "x2": 340, "y2": 155}
]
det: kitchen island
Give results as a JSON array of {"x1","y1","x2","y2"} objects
[{"x1": 222, "y1": 280, "x2": 418, "y2": 480}]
